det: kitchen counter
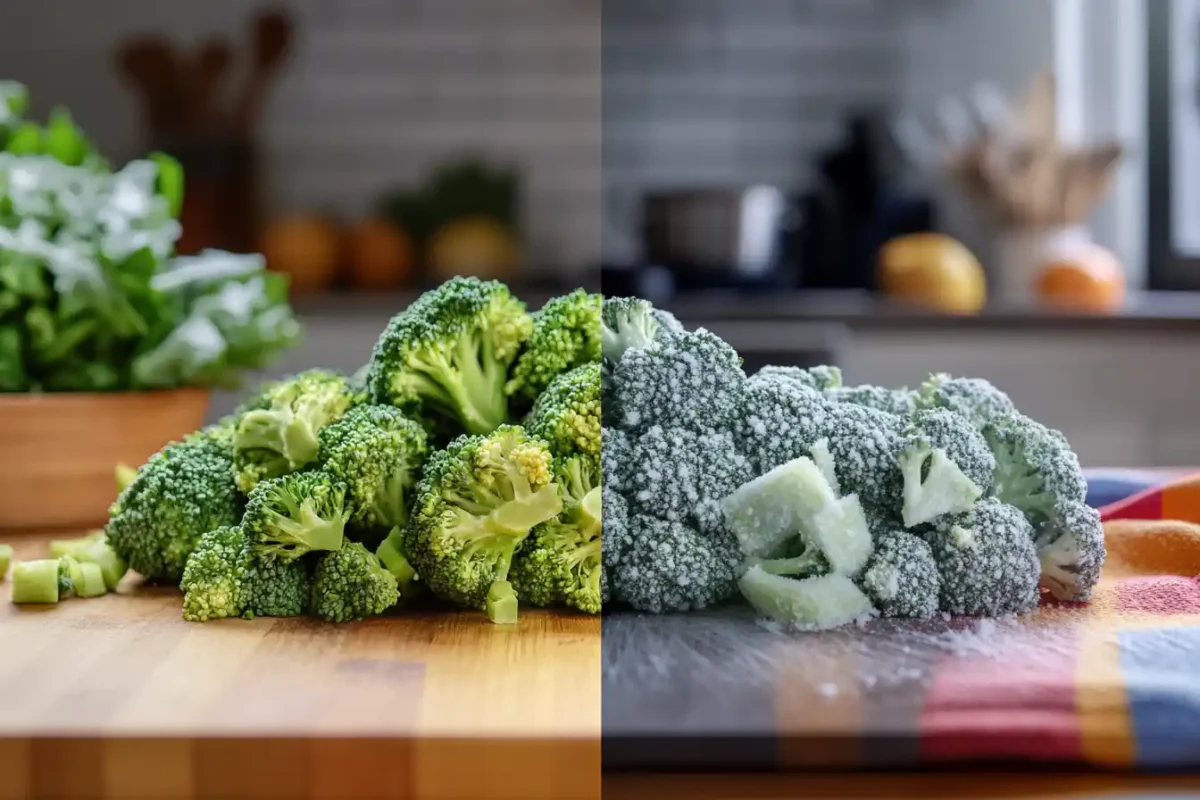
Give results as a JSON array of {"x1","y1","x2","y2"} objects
[{"x1": 0, "y1": 535, "x2": 601, "y2": 800}]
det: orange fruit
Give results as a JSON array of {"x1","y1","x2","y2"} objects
[
  {"x1": 1036, "y1": 245, "x2": 1125, "y2": 311},
  {"x1": 346, "y1": 218, "x2": 414, "y2": 290},
  {"x1": 877, "y1": 233, "x2": 987, "y2": 314},
  {"x1": 258, "y1": 215, "x2": 341, "y2": 294}
]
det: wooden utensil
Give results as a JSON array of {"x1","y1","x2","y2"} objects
[
  {"x1": 115, "y1": 35, "x2": 186, "y2": 141},
  {"x1": 190, "y1": 37, "x2": 233, "y2": 134},
  {"x1": 234, "y1": 9, "x2": 294, "y2": 136}
]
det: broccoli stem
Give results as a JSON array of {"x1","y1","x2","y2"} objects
[
  {"x1": 74, "y1": 539, "x2": 128, "y2": 591},
  {"x1": 281, "y1": 415, "x2": 320, "y2": 468},
  {"x1": 377, "y1": 527, "x2": 419, "y2": 598},
  {"x1": 747, "y1": 551, "x2": 825, "y2": 578},
  {"x1": 900, "y1": 444, "x2": 983, "y2": 528},
  {"x1": 738, "y1": 567, "x2": 875, "y2": 630},
  {"x1": 371, "y1": 470, "x2": 412, "y2": 530},
  {"x1": 0, "y1": 543, "x2": 12, "y2": 580},
  {"x1": 410, "y1": 335, "x2": 508, "y2": 436},
  {"x1": 489, "y1": 483, "x2": 564, "y2": 535},
  {"x1": 74, "y1": 562, "x2": 108, "y2": 598},
  {"x1": 262, "y1": 501, "x2": 346, "y2": 559},
  {"x1": 12, "y1": 559, "x2": 60, "y2": 604},
  {"x1": 48, "y1": 531, "x2": 104, "y2": 559},
  {"x1": 115, "y1": 463, "x2": 137, "y2": 493},
  {"x1": 486, "y1": 580, "x2": 519, "y2": 624}
]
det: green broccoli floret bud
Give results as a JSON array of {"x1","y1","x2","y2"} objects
[
  {"x1": 511, "y1": 456, "x2": 603, "y2": 614},
  {"x1": 366, "y1": 276, "x2": 532, "y2": 436},
  {"x1": 820, "y1": 402, "x2": 906, "y2": 510},
  {"x1": 1035, "y1": 500, "x2": 1105, "y2": 602},
  {"x1": 754, "y1": 364, "x2": 842, "y2": 392},
  {"x1": 916, "y1": 373, "x2": 1015, "y2": 430},
  {"x1": 898, "y1": 408, "x2": 995, "y2": 528},
  {"x1": 927, "y1": 498, "x2": 1041, "y2": 617},
  {"x1": 507, "y1": 289, "x2": 601, "y2": 406},
  {"x1": 611, "y1": 329, "x2": 746, "y2": 433},
  {"x1": 11, "y1": 559, "x2": 60, "y2": 604},
  {"x1": 181, "y1": 526, "x2": 252, "y2": 622},
  {"x1": 233, "y1": 369, "x2": 364, "y2": 493},
  {"x1": 403, "y1": 425, "x2": 563, "y2": 619},
  {"x1": 739, "y1": 567, "x2": 875, "y2": 630},
  {"x1": 106, "y1": 423, "x2": 241, "y2": 583},
  {"x1": 317, "y1": 404, "x2": 430, "y2": 530},
  {"x1": 376, "y1": 526, "x2": 420, "y2": 600},
  {"x1": 859, "y1": 529, "x2": 939, "y2": 619},
  {"x1": 827, "y1": 384, "x2": 916, "y2": 417},
  {"x1": 600, "y1": 296, "x2": 682, "y2": 365},
  {"x1": 526, "y1": 362, "x2": 600, "y2": 465},
  {"x1": 609, "y1": 515, "x2": 743, "y2": 613},
  {"x1": 736, "y1": 376, "x2": 829, "y2": 475},
  {"x1": 631, "y1": 425, "x2": 751, "y2": 532},
  {"x1": 984, "y1": 412, "x2": 1088, "y2": 527},
  {"x1": 243, "y1": 471, "x2": 349, "y2": 562},
  {"x1": 311, "y1": 541, "x2": 399, "y2": 622},
  {"x1": 0, "y1": 544, "x2": 11, "y2": 579},
  {"x1": 245, "y1": 551, "x2": 312, "y2": 618}
]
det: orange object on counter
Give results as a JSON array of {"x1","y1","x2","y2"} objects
[
  {"x1": 1036, "y1": 244, "x2": 1125, "y2": 312},
  {"x1": 345, "y1": 218, "x2": 414, "y2": 290},
  {"x1": 877, "y1": 233, "x2": 987, "y2": 314},
  {"x1": 258, "y1": 215, "x2": 341, "y2": 294},
  {"x1": 429, "y1": 217, "x2": 520, "y2": 282}
]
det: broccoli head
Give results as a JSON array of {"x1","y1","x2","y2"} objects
[
  {"x1": 916, "y1": 373, "x2": 1015, "y2": 430},
  {"x1": 245, "y1": 550, "x2": 312, "y2": 618},
  {"x1": 819, "y1": 402, "x2": 906, "y2": 511},
  {"x1": 736, "y1": 375, "x2": 830, "y2": 475},
  {"x1": 600, "y1": 296, "x2": 683, "y2": 365},
  {"x1": 897, "y1": 408, "x2": 995, "y2": 528},
  {"x1": 181, "y1": 526, "x2": 252, "y2": 622},
  {"x1": 317, "y1": 404, "x2": 430, "y2": 530},
  {"x1": 753, "y1": 364, "x2": 842, "y2": 393},
  {"x1": 106, "y1": 423, "x2": 241, "y2": 582},
  {"x1": 983, "y1": 412, "x2": 1088, "y2": 527},
  {"x1": 927, "y1": 498, "x2": 1041, "y2": 617},
  {"x1": 1034, "y1": 499, "x2": 1105, "y2": 603},
  {"x1": 507, "y1": 289, "x2": 601, "y2": 406},
  {"x1": 858, "y1": 528, "x2": 939, "y2": 619},
  {"x1": 403, "y1": 425, "x2": 563, "y2": 622},
  {"x1": 311, "y1": 541, "x2": 399, "y2": 622},
  {"x1": 242, "y1": 471, "x2": 349, "y2": 562},
  {"x1": 525, "y1": 361, "x2": 600, "y2": 465},
  {"x1": 601, "y1": 426, "x2": 635, "y2": 496},
  {"x1": 629, "y1": 425, "x2": 751, "y2": 532},
  {"x1": 366, "y1": 276, "x2": 532, "y2": 436},
  {"x1": 233, "y1": 369, "x2": 364, "y2": 492},
  {"x1": 828, "y1": 384, "x2": 916, "y2": 417}
]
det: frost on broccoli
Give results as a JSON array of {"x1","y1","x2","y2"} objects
[
  {"x1": 631, "y1": 425, "x2": 751, "y2": 531},
  {"x1": 859, "y1": 528, "x2": 939, "y2": 619},
  {"x1": 1034, "y1": 500, "x2": 1105, "y2": 602},
  {"x1": 897, "y1": 408, "x2": 995, "y2": 528},
  {"x1": 525, "y1": 361, "x2": 600, "y2": 465},
  {"x1": 984, "y1": 412, "x2": 1087, "y2": 527},
  {"x1": 366, "y1": 276, "x2": 532, "y2": 437},
  {"x1": 927, "y1": 498, "x2": 1041, "y2": 617},
  {"x1": 739, "y1": 567, "x2": 875, "y2": 630},
  {"x1": 828, "y1": 384, "x2": 916, "y2": 417},
  {"x1": 820, "y1": 402, "x2": 905, "y2": 511},
  {"x1": 507, "y1": 289, "x2": 601, "y2": 406},
  {"x1": 736, "y1": 375, "x2": 829, "y2": 475},
  {"x1": 601, "y1": 426, "x2": 634, "y2": 496},
  {"x1": 311, "y1": 541, "x2": 399, "y2": 623},
  {"x1": 242, "y1": 471, "x2": 350, "y2": 562},
  {"x1": 753, "y1": 365, "x2": 842, "y2": 393},
  {"x1": 916, "y1": 373, "x2": 1015, "y2": 430}
]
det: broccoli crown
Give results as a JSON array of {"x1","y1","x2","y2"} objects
[
  {"x1": 859, "y1": 528, "x2": 939, "y2": 619},
  {"x1": 365, "y1": 276, "x2": 532, "y2": 436},
  {"x1": 630, "y1": 425, "x2": 751, "y2": 532},
  {"x1": 106, "y1": 424, "x2": 241, "y2": 582},
  {"x1": 828, "y1": 384, "x2": 916, "y2": 417},
  {"x1": 311, "y1": 541, "x2": 399, "y2": 622},
  {"x1": 916, "y1": 373, "x2": 1015, "y2": 429},
  {"x1": 507, "y1": 289, "x2": 601, "y2": 405},
  {"x1": 317, "y1": 403, "x2": 430, "y2": 530},
  {"x1": 403, "y1": 425, "x2": 563, "y2": 610},
  {"x1": 242, "y1": 470, "x2": 349, "y2": 562},
  {"x1": 525, "y1": 361, "x2": 600, "y2": 465},
  {"x1": 736, "y1": 377, "x2": 829, "y2": 475},
  {"x1": 233, "y1": 368, "x2": 364, "y2": 493},
  {"x1": 819, "y1": 402, "x2": 905, "y2": 510},
  {"x1": 897, "y1": 408, "x2": 995, "y2": 528},
  {"x1": 610, "y1": 329, "x2": 746, "y2": 432},
  {"x1": 984, "y1": 412, "x2": 1087, "y2": 526},
  {"x1": 927, "y1": 498, "x2": 1041, "y2": 616},
  {"x1": 905, "y1": 408, "x2": 995, "y2": 492},
  {"x1": 601, "y1": 296, "x2": 682, "y2": 364},
  {"x1": 601, "y1": 426, "x2": 634, "y2": 496},
  {"x1": 753, "y1": 364, "x2": 842, "y2": 392},
  {"x1": 511, "y1": 456, "x2": 603, "y2": 614},
  {"x1": 1034, "y1": 499, "x2": 1105, "y2": 602},
  {"x1": 181, "y1": 526, "x2": 252, "y2": 622},
  {"x1": 601, "y1": 483, "x2": 630, "y2": 570},
  {"x1": 245, "y1": 552, "x2": 312, "y2": 618}
]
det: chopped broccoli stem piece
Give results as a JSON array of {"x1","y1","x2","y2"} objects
[
  {"x1": 72, "y1": 562, "x2": 108, "y2": 598},
  {"x1": 48, "y1": 532, "x2": 104, "y2": 559},
  {"x1": 11, "y1": 559, "x2": 60, "y2": 604},
  {"x1": 486, "y1": 580, "x2": 519, "y2": 624},
  {"x1": 115, "y1": 463, "x2": 137, "y2": 493},
  {"x1": 739, "y1": 567, "x2": 875, "y2": 630},
  {"x1": 722, "y1": 456, "x2": 839, "y2": 559},
  {"x1": 746, "y1": 548, "x2": 826, "y2": 579},
  {"x1": 899, "y1": 442, "x2": 983, "y2": 528},
  {"x1": 0, "y1": 544, "x2": 12, "y2": 580},
  {"x1": 808, "y1": 438, "x2": 841, "y2": 496},
  {"x1": 806, "y1": 494, "x2": 874, "y2": 578},
  {"x1": 73, "y1": 538, "x2": 129, "y2": 592}
]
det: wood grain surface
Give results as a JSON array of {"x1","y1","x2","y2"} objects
[{"x1": 0, "y1": 535, "x2": 601, "y2": 800}]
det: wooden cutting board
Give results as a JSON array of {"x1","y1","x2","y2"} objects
[{"x1": 0, "y1": 535, "x2": 601, "y2": 800}]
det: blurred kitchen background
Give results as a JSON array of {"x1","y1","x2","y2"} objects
[{"x1": 4, "y1": 0, "x2": 1200, "y2": 467}]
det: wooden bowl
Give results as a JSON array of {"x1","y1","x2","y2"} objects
[{"x1": 0, "y1": 389, "x2": 210, "y2": 532}]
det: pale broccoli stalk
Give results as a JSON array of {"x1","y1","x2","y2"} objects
[
  {"x1": 242, "y1": 471, "x2": 350, "y2": 562},
  {"x1": 49, "y1": 533, "x2": 127, "y2": 591},
  {"x1": 983, "y1": 412, "x2": 1088, "y2": 527},
  {"x1": 1034, "y1": 500, "x2": 1105, "y2": 602},
  {"x1": 897, "y1": 408, "x2": 995, "y2": 528},
  {"x1": 601, "y1": 296, "x2": 679, "y2": 364},
  {"x1": 739, "y1": 567, "x2": 875, "y2": 630},
  {"x1": 376, "y1": 526, "x2": 420, "y2": 599},
  {"x1": 58, "y1": 556, "x2": 108, "y2": 599},
  {"x1": 11, "y1": 559, "x2": 60, "y2": 604},
  {"x1": 0, "y1": 543, "x2": 13, "y2": 580}
]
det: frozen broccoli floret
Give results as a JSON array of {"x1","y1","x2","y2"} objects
[
  {"x1": 820, "y1": 402, "x2": 905, "y2": 510},
  {"x1": 601, "y1": 484, "x2": 630, "y2": 572},
  {"x1": 507, "y1": 289, "x2": 601, "y2": 407},
  {"x1": 609, "y1": 514, "x2": 743, "y2": 613},
  {"x1": 739, "y1": 567, "x2": 875, "y2": 630},
  {"x1": 242, "y1": 471, "x2": 349, "y2": 562},
  {"x1": 828, "y1": 384, "x2": 916, "y2": 417},
  {"x1": 859, "y1": 529, "x2": 939, "y2": 619},
  {"x1": 601, "y1": 296, "x2": 682, "y2": 365},
  {"x1": 753, "y1": 365, "x2": 842, "y2": 393},
  {"x1": 601, "y1": 426, "x2": 634, "y2": 496},
  {"x1": 927, "y1": 498, "x2": 1041, "y2": 617},
  {"x1": 736, "y1": 377, "x2": 830, "y2": 475},
  {"x1": 525, "y1": 362, "x2": 600, "y2": 465},
  {"x1": 1034, "y1": 500, "x2": 1105, "y2": 602},
  {"x1": 366, "y1": 277, "x2": 532, "y2": 436},
  {"x1": 630, "y1": 425, "x2": 751, "y2": 529},
  {"x1": 611, "y1": 328, "x2": 746, "y2": 433},
  {"x1": 311, "y1": 541, "x2": 399, "y2": 623},
  {"x1": 983, "y1": 412, "x2": 1087, "y2": 527},
  {"x1": 916, "y1": 373, "x2": 1015, "y2": 430},
  {"x1": 898, "y1": 408, "x2": 995, "y2": 528}
]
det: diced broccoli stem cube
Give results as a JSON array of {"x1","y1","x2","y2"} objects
[
  {"x1": 74, "y1": 562, "x2": 108, "y2": 598},
  {"x1": 486, "y1": 580, "x2": 519, "y2": 624},
  {"x1": 746, "y1": 549, "x2": 825, "y2": 579},
  {"x1": 804, "y1": 494, "x2": 873, "y2": 577},
  {"x1": 12, "y1": 559, "x2": 60, "y2": 604},
  {"x1": 739, "y1": 567, "x2": 875, "y2": 630},
  {"x1": 723, "y1": 456, "x2": 838, "y2": 558},
  {"x1": 0, "y1": 544, "x2": 12, "y2": 580},
  {"x1": 808, "y1": 439, "x2": 841, "y2": 496},
  {"x1": 48, "y1": 531, "x2": 104, "y2": 559},
  {"x1": 74, "y1": 540, "x2": 128, "y2": 592},
  {"x1": 899, "y1": 443, "x2": 983, "y2": 528}
]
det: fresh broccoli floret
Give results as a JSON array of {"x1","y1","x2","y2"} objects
[
  {"x1": 317, "y1": 404, "x2": 430, "y2": 530},
  {"x1": 233, "y1": 369, "x2": 364, "y2": 493},
  {"x1": 0, "y1": 543, "x2": 11, "y2": 579},
  {"x1": 1034, "y1": 500, "x2": 1105, "y2": 602},
  {"x1": 242, "y1": 471, "x2": 349, "y2": 562},
  {"x1": 630, "y1": 425, "x2": 751, "y2": 531},
  {"x1": 736, "y1": 377, "x2": 829, "y2": 475},
  {"x1": 376, "y1": 526, "x2": 420, "y2": 600},
  {"x1": 366, "y1": 277, "x2": 532, "y2": 436},
  {"x1": 927, "y1": 498, "x2": 1041, "y2": 617},
  {"x1": 600, "y1": 296, "x2": 682, "y2": 365},
  {"x1": 916, "y1": 373, "x2": 1015, "y2": 430},
  {"x1": 311, "y1": 541, "x2": 399, "y2": 622},
  {"x1": 739, "y1": 567, "x2": 875, "y2": 630},
  {"x1": 403, "y1": 425, "x2": 563, "y2": 622},
  {"x1": 819, "y1": 402, "x2": 905, "y2": 510},
  {"x1": 526, "y1": 362, "x2": 600, "y2": 465},
  {"x1": 181, "y1": 526, "x2": 252, "y2": 622},
  {"x1": 753, "y1": 364, "x2": 842, "y2": 392},
  {"x1": 11, "y1": 559, "x2": 60, "y2": 604},
  {"x1": 245, "y1": 551, "x2": 312, "y2": 618},
  {"x1": 828, "y1": 384, "x2": 916, "y2": 417},
  {"x1": 859, "y1": 529, "x2": 939, "y2": 618},
  {"x1": 511, "y1": 456, "x2": 602, "y2": 614},
  {"x1": 507, "y1": 289, "x2": 601, "y2": 406},
  {"x1": 897, "y1": 408, "x2": 995, "y2": 528},
  {"x1": 610, "y1": 328, "x2": 746, "y2": 433},
  {"x1": 106, "y1": 423, "x2": 241, "y2": 582},
  {"x1": 983, "y1": 412, "x2": 1088, "y2": 527}
]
